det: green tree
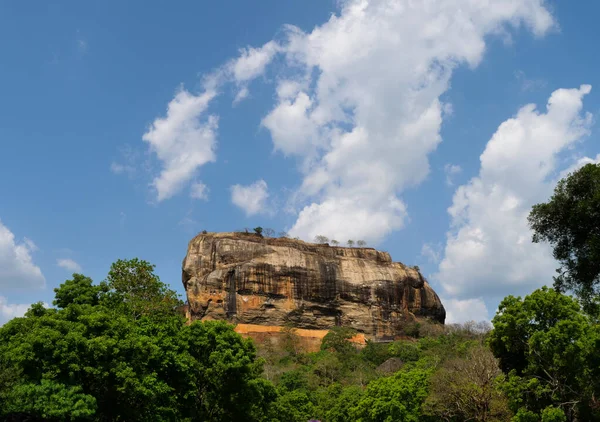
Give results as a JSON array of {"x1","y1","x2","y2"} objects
[
  {"x1": 321, "y1": 384, "x2": 363, "y2": 422},
  {"x1": 350, "y1": 367, "x2": 431, "y2": 422},
  {"x1": 2, "y1": 380, "x2": 97, "y2": 420},
  {"x1": 105, "y1": 258, "x2": 182, "y2": 320},
  {"x1": 0, "y1": 260, "x2": 275, "y2": 422},
  {"x1": 254, "y1": 226, "x2": 263, "y2": 236},
  {"x1": 53, "y1": 273, "x2": 107, "y2": 308},
  {"x1": 528, "y1": 163, "x2": 600, "y2": 309},
  {"x1": 488, "y1": 287, "x2": 599, "y2": 421},
  {"x1": 321, "y1": 326, "x2": 357, "y2": 355},
  {"x1": 267, "y1": 390, "x2": 315, "y2": 422}
]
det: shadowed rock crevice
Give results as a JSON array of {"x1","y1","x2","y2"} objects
[{"x1": 182, "y1": 232, "x2": 446, "y2": 338}]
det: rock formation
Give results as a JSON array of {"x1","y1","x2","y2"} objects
[{"x1": 182, "y1": 232, "x2": 445, "y2": 339}]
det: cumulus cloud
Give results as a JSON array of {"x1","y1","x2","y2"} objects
[
  {"x1": 139, "y1": 40, "x2": 281, "y2": 201},
  {"x1": 435, "y1": 86, "x2": 593, "y2": 313},
  {"x1": 443, "y1": 297, "x2": 489, "y2": 324},
  {"x1": 190, "y1": 182, "x2": 209, "y2": 200},
  {"x1": 0, "y1": 297, "x2": 31, "y2": 326},
  {"x1": 229, "y1": 41, "x2": 280, "y2": 102},
  {"x1": 0, "y1": 220, "x2": 44, "y2": 289},
  {"x1": 143, "y1": 89, "x2": 218, "y2": 201},
  {"x1": 257, "y1": 0, "x2": 555, "y2": 243},
  {"x1": 57, "y1": 258, "x2": 82, "y2": 273},
  {"x1": 230, "y1": 179, "x2": 270, "y2": 216},
  {"x1": 231, "y1": 41, "x2": 280, "y2": 82}
]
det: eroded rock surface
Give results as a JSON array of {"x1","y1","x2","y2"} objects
[{"x1": 182, "y1": 232, "x2": 445, "y2": 338}]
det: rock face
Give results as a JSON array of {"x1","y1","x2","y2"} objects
[{"x1": 182, "y1": 232, "x2": 445, "y2": 338}]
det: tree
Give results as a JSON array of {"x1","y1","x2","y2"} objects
[
  {"x1": 278, "y1": 231, "x2": 289, "y2": 238},
  {"x1": 264, "y1": 228, "x2": 275, "y2": 237},
  {"x1": 254, "y1": 226, "x2": 263, "y2": 236},
  {"x1": 281, "y1": 324, "x2": 303, "y2": 358},
  {"x1": 0, "y1": 260, "x2": 275, "y2": 422},
  {"x1": 314, "y1": 235, "x2": 329, "y2": 244},
  {"x1": 488, "y1": 287, "x2": 600, "y2": 421},
  {"x1": 424, "y1": 344, "x2": 511, "y2": 421},
  {"x1": 53, "y1": 273, "x2": 107, "y2": 308},
  {"x1": 350, "y1": 367, "x2": 431, "y2": 422},
  {"x1": 321, "y1": 326, "x2": 357, "y2": 355},
  {"x1": 320, "y1": 384, "x2": 363, "y2": 422},
  {"x1": 357, "y1": 240, "x2": 366, "y2": 247},
  {"x1": 105, "y1": 258, "x2": 181, "y2": 319},
  {"x1": 268, "y1": 390, "x2": 316, "y2": 422},
  {"x1": 528, "y1": 163, "x2": 600, "y2": 309},
  {"x1": 347, "y1": 240, "x2": 355, "y2": 247},
  {"x1": 330, "y1": 239, "x2": 340, "y2": 246}
]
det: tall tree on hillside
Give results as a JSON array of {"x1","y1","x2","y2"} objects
[
  {"x1": 105, "y1": 258, "x2": 181, "y2": 319},
  {"x1": 424, "y1": 344, "x2": 510, "y2": 421},
  {"x1": 528, "y1": 163, "x2": 600, "y2": 310},
  {"x1": 488, "y1": 287, "x2": 600, "y2": 421}
]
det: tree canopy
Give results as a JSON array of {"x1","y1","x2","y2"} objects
[
  {"x1": 488, "y1": 287, "x2": 600, "y2": 421},
  {"x1": 0, "y1": 259, "x2": 274, "y2": 422},
  {"x1": 528, "y1": 163, "x2": 600, "y2": 309}
]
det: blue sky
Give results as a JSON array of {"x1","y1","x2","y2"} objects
[{"x1": 1, "y1": 0, "x2": 599, "y2": 324}]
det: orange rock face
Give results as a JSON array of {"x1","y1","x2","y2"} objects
[{"x1": 182, "y1": 232, "x2": 445, "y2": 339}]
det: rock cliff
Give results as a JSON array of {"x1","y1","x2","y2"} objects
[{"x1": 182, "y1": 232, "x2": 445, "y2": 339}]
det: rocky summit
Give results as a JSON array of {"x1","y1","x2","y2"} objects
[{"x1": 182, "y1": 232, "x2": 445, "y2": 340}]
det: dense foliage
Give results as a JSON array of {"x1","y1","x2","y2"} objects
[
  {"x1": 489, "y1": 287, "x2": 600, "y2": 421},
  {"x1": 0, "y1": 260, "x2": 273, "y2": 421},
  {"x1": 529, "y1": 163, "x2": 600, "y2": 310}
]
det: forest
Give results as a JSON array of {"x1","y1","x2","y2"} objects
[{"x1": 0, "y1": 163, "x2": 599, "y2": 422}]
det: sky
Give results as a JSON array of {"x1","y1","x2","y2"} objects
[{"x1": 1, "y1": 0, "x2": 600, "y2": 325}]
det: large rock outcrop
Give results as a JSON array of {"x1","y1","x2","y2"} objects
[{"x1": 182, "y1": 232, "x2": 445, "y2": 339}]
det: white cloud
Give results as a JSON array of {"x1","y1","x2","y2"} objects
[
  {"x1": 57, "y1": 258, "x2": 82, "y2": 273},
  {"x1": 139, "y1": 41, "x2": 280, "y2": 201},
  {"x1": 435, "y1": 86, "x2": 593, "y2": 308},
  {"x1": 143, "y1": 88, "x2": 218, "y2": 201},
  {"x1": 190, "y1": 182, "x2": 209, "y2": 200},
  {"x1": 444, "y1": 164, "x2": 462, "y2": 186},
  {"x1": 230, "y1": 41, "x2": 280, "y2": 83},
  {"x1": 228, "y1": 41, "x2": 280, "y2": 104},
  {"x1": 0, "y1": 220, "x2": 45, "y2": 289},
  {"x1": 258, "y1": 0, "x2": 554, "y2": 243},
  {"x1": 230, "y1": 179, "x2": 270, "y2": 216},
  {"x1": 443, "y1": 297, "x2": 489, "y2": 324},
  {"x1": 0, "y1": 296, "x2": 31, "y2": 326}
]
